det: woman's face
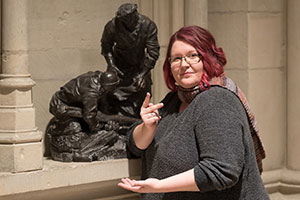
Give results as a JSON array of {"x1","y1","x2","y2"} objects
[{"x1": 170, "y1": 40, "x2": 204, "y2": 89}]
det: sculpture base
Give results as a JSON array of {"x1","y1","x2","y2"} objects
[{"x1": 46, "y1": 117, "x2": 129, "y2": 162}]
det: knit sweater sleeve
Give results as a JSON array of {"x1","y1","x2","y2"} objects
[{"x1": 193, "y1": 87, "x2": 246, "y2": 192}]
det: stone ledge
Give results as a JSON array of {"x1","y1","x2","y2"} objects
[
  {"x1": 0, "y1": 158, "x2": 141, "y2": 200},
  {"x1": 3, "y1": 160, "x2": 300, "y2": 199},
  {"x1": 263, "y1": 169, "x2": 300, "y2": 194}
]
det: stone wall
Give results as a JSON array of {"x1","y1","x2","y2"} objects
[
  {"x1": 1, "y1": 0, "x2": 300, "y2": 199},
  {"x1": 208, "y1": 0, "x2": 286, "y2": 173}
]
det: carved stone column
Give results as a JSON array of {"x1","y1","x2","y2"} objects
[
  {"x1": 0, "y1": 0, "x2": 43, "y2": 172},
  {"x1": 171, "y1": 0, "x2": 184, "y2": 33},
  {"x1": 138, "y1": 0, "x2": 172, "y2": 103},
  {"x1": 287, "y1": 0, "x2": 300, "y2": 170},
  {"x1": 185, "y1": 0, "x2": 208, "y2": 28},
  {"x1": 139, "y1": 0, "x2": 208, "y2": 103}
]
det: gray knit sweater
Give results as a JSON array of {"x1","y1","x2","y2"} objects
[{"x1": 128, "y1": 86, "x2": 270, "y2": 200}]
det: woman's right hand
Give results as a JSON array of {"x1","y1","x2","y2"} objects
[
  {"x1": 133, "y1": 93, "x2": 164, "y2": 150},
  {"x1": 140, "y1": 93, "x2": 164, "y2": 128}
]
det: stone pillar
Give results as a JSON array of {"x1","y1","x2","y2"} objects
[
  {"x1": 0, "y1": 0, "x2": 43, "y2": 172},
  {"x1": 247, "y1": 0, "x2": 286, "y2": 172},
  {"x1": 208, "y1": 0, "x2": 286, "y2": 173},
  {"x1": 287, "y1": 0, "x2": 300, "y2": 170},
  {"x1": 140, "y1": 0, "x2": 172, "y2": 103},
  {"x1": 147, "y1": 0, "x2": 208, "y2": 103},
  {"x1": 171, "y1": 0, "x2": 184, "y2": 33},
  {"x1": 185, "y1": 0, "x2": 208, "y2": 28}
]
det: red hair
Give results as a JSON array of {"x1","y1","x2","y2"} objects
[{"x1": 163, "y1": 26, "x2": 227, "y2": 91}]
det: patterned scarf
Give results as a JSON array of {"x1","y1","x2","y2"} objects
[{"x1": 177, "y1": 76, "x2": 266, "y2": 174}]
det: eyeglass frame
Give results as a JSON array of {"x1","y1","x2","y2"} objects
[{"x1": 168, "y1": 53, "x2": 203, "y2": 67}]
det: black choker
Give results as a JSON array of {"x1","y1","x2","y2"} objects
[{"x1": 177, "y1": 85, "x2": 201, "y2": 104}]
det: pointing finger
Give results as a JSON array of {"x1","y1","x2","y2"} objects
[{"x1": 141, "y1": 93, "x2": 151, "y2": 108}]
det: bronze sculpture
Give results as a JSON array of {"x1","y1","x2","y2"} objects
[{"x1": 46, "y1": 3, "x2": 160, "y2": 162}]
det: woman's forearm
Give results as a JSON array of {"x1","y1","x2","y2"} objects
[
  {"x1": 118, "y1": 168, "x2": 200, "y2": 193},
  {"x1": 133, "y1": 122, "x2": 156, "y2": 150},
  {"x1": 158, "y1": 169, "x2": 199, "y2": 193}
]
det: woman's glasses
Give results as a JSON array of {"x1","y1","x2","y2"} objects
[{"x1": 169, "y1": 53, "x2": 202, "y2": 66}]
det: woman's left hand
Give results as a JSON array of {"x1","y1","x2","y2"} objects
[
  {"x1": 118, "y1": 169, "x2": 199, "y2": 193},
  {"x1": 118, "y1": 178, "x2": 162, "y2": 193}
]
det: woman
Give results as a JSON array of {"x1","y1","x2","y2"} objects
[{"x1": 118, "y1": 26, "x2": 270, "y2": 200}]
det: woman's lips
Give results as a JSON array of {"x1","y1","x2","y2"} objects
[{"x1": 181, "y1": 72, "x2": 193, "y2": 77}]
